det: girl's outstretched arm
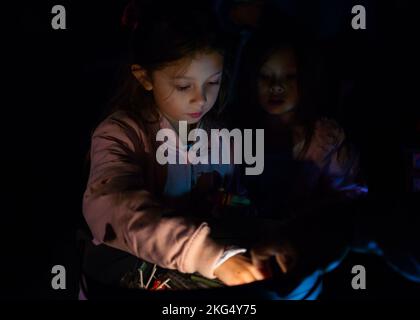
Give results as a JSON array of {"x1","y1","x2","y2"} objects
[{"x1": 83, "y1": 112, "x2": 225, "y2": 279}]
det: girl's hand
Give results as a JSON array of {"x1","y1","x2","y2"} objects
[
  {"x1": 251, "y1": 241, "x2": 297, "y2": 276},
  {"x1": 214, "y1": 255, "x2": 267, "y2": 286}
]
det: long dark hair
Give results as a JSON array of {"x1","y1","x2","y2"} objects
[
  {"x1": 107, "y1": 0, "x2": 231, "y2": 130},
  {"x1": 234, "y1": 23, "x2": 326, "y2": 139}
]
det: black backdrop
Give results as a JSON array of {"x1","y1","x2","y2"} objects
[{"x1": 4, "y1": 0, "x2": 419, "y2": 299}]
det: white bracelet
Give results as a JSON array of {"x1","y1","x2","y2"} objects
[{"x1": 213, "y1": 246, "x2": 247, "y2": 269}]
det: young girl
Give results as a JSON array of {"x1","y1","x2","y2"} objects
[
  {"x1": 235, "y1": 31, "x2": 365, "y2": 220},
  {"x1": 81, "y1": 0, "x2": 267, "y2": 292},
  {"x1": 231, "y1": 30, "x2": 368, "y2": 299}
]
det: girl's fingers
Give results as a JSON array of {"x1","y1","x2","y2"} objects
[
  {"x1": 251, "y1": 246, "x2": 279, "y2": 269},
  {"x1": 239, "y1": 255, "x2": 269, "y2": 281},
  {"x1": 247, "y1": 264, "x2": 266, "y2": 281},
  {"x1": 217, "y1": 254, "x2": 276, "y2": 286},
  {"x1": 275, "y1": 253, "x2": 289, "y2": 273},
  {"x1": 233, "y1": 262, "x2": 263, "y2": 285},
  {"x1": 228, "y1": 271, "x2": 253, "y2": 286},
  {"x1": 239, "y1": 271, "x2": 259, "y2": 284},
  {"x1": 252, "y1": 242, "x2": 297, "y2": 274},
  {"x1": 275, "y1": 246, "x2": 297, "y2": 274},
  {"x1": 250, "y1": 249, "x2": 270, "y2": 269}
]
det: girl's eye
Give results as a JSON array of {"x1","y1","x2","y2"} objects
[
  {"x1": 208, "y1": 80, "x2": 220, "y2": 86},
  {"x1": 176, "y1": 85, "x2": 191, "y2": 91}
]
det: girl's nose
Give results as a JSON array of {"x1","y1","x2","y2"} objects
[
  {"x1": 269, "y1": 84, "x2": 285, "y2": 95},
  {"x1": 191, "y1": 88, "x2": 207, "y2": 106}
]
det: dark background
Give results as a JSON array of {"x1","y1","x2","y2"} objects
[{"x1": 3, "y1": 0, "x2": 419, "y2": 299}]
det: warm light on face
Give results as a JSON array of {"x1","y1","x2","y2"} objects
[{"x1": 151, "y1": 52, "x2": 224, "y2": 127}]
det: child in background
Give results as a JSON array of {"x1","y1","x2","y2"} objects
[
  {"x1": 234, "y1": 30, "x2": 365, "y2": 220},
  {"x1": 232, "y1": 29, "x2": 367, "y2": 299},
  {"x1": 82, "y1": 0, "x2": 269, "y2": 291}
]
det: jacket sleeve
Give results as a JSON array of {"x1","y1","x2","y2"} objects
[
  {"x1": 316, "y1": 119, "x2": 365, "y2": 195},
  {"x1": 303, "y1": 118, "x2": 365, "y2": 196},
  {"x1": 327, "y1": 136, "x2": 361, "y2": 189},
  {"x1": 82, "y1": 115, "x2": 225, "y2": 278}
]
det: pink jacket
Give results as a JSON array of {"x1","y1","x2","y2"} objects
[
  {"x1": 292, "y1": 117, "x2": 361, "y2": 196},
  {"x1": 83, "y1": 111, "x2": 234, "y2": 279},
  {"x1": 83, "y1": 112, "x2": 361, "y2": 279}
]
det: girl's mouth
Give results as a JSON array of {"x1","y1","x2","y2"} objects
[
  {"x1": 187, "y1": 112, "x2": 203, "y2": 119},
  {"x1": 268, "y1": 96, "x2": 285, "y2": 105}
]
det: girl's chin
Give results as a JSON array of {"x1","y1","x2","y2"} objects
[
  {"x1": 185, "y1": 118, "x2": 201, "y2": 124},
  {"x1": 262, "y1": 104, "x2": 293, "y2": 115}
]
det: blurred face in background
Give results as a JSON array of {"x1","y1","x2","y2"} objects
[{"x1": 257, "y1": 47, "x2": 299, "y2": 116}]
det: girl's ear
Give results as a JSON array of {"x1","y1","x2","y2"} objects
[{"x1": 131, "y1": 64, "x2": 153, "y2": 91}]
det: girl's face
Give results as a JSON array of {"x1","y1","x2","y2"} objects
[
  {"x1": 134, "y1": 52, "x2": 223, "y2": 126},
  {"x1": 257, "y1": 48, "x2": 299, "y2": 116}
]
